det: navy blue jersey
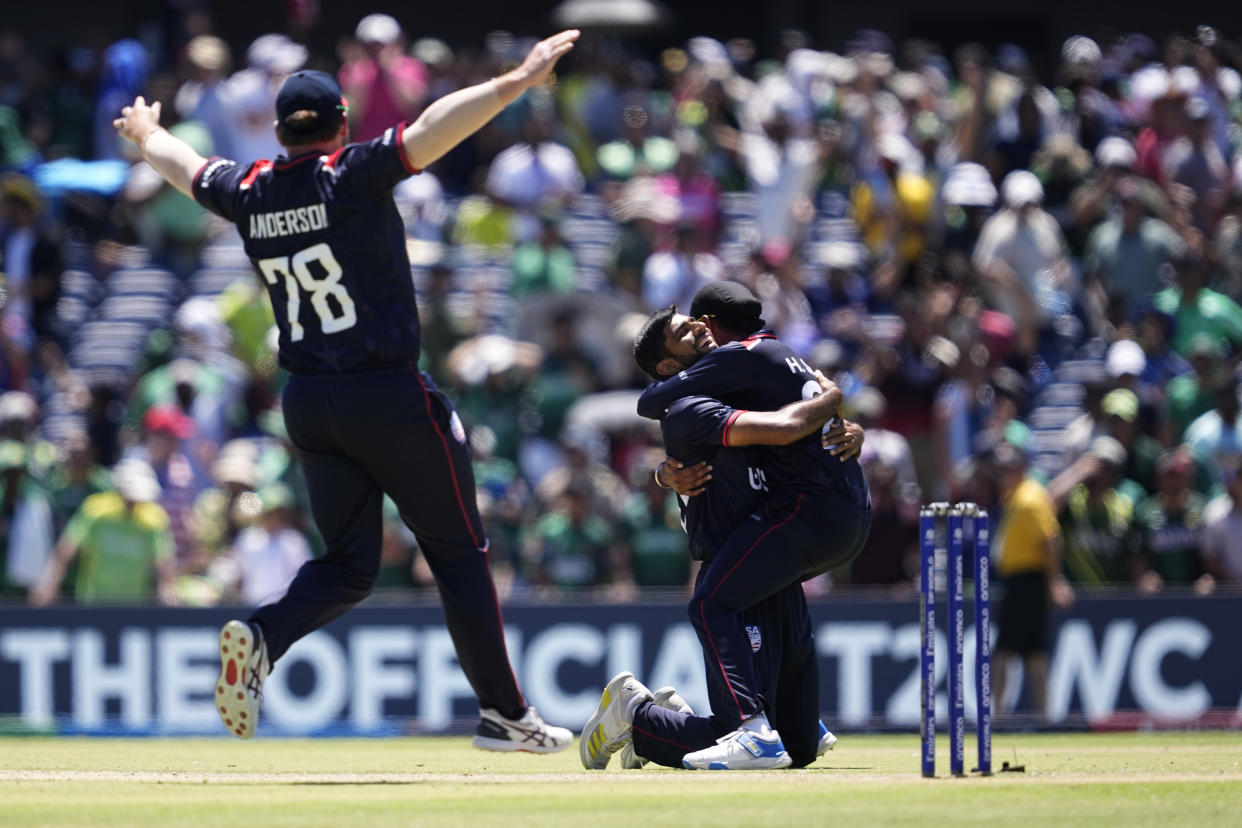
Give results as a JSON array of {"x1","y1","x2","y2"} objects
[
  {"x1": 193, "y1": 123, "x2": 421, "y2": 374},
  {"x1": 638, "y1": 330, "x2": 869, "y2": 512},
  {"x1": 661, "y1": 396, "x2": 767, "y2": 561}
]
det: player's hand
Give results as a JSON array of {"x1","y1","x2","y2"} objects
[
  {"x1": 814, "y1": 369, "x2": 837, "y2": 395},
  {"x1": 824, "y1": 418, "x2": 864, "y2": 461},
  {"x1": 659, "y1": 457, "x2": 711, "y2": 497},
  {"x1": 113, "y1": 96, "x2": 163, "y2": 148},
  {"x1": 514, "y1": 30, "x2": 580, "y2": 90}
]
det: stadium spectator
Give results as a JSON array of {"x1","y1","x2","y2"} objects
[
  {"x1": 522, "y1": 477, "x2": 632, "y2": 597},
  {"x1": 338, "y1": 14, "x2": 428, "y2": 143},
  {"x1": 127, "y1": 405, "x2": 201, "y2": 566},
  {"x1": 0, "y1": 173, "x2": 62, "y2": 349},
  {"x1": 174, "y1": 36, "x2": 234, "y2": 163},
  {"x1": 973, "y1": 170, "x2": 1073, "y2": 358},
  {"x1": 1200, "y1": 454, "x2": 1242, "y2": 588},
  {"x1": 1133, "y1": 447, "x2": 1208, "y2": 592},
  {"x1": 42, "y1": 430, "x2": 110, "y2": 534},
  {"x1": 1084, "y1": 177, "x2": 1183, "y2": 326},
  {"x1": 641, "y1": 221, "x2": 723, "y2": 312},
  {"x1": 94, "y1": 40, "x2": 148, "y2": 161},
  {"x1": 1098, "y1": 387, "x2": 1163, "y2": 495},
  {"x1": 221, "y1": 34, "x2": 308, "y2": 166},
  {"x1": 29, "y1": 458, "x2": 173, "y2": 605},
  {"x1": 1164, "y1": 335, "x2": 1226, "y2": 443},
  {"x1": 1154, "y1": 248, "x2": 1242, "y2": 359},
  {"x1": 225, "y1": 483, "x2": 311, "y2": 606},
  {"x1": 1167, "y1": 97, "x2": 1229, "y2": 236},
  {"x1": 0, "y1": 440, "x2": 53, "y2": 598},
  {"x1": 847, "y1": 457, "x2": 916, "y2": 590},
  {"x1": 511, "y1": 211, "x2": 576, "y2": 300},
  {"x1": 619, "y1": 453, "x2": 691, "y2": 591},
  {"x1": 1049, "y1": 435, "x2": 1141, "y2": 585},
  {"x1": 1183, "y1": 370, "x2": 1242, "y2": 478}
]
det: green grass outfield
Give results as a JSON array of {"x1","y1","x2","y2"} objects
[{"x1": 2, "y1": 732, "x2": 1240, "y2": 826}]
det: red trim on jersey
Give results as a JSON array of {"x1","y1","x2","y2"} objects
[
  {"x1": 700, "y1": 493, "x2": 805, "y2": 720},
  {"x1": 409, "y1": 364, "x2": 525, "y2": 710},
  {"x1": 322, "y1": 146, "x2": 347, "y2": 173},
  {"x1": 740, "y1": 332, "x2": 776, "y2": 351},
  {"x1": 699, "y1": 599, "x2": 745, "y2": 718},
  {"x1": 395, "y1": 121, "x2": 422, "y2": 175},
  {"x1": 721, "y1": 409, "x2": 746, "y2": 447},
  {"x1": 631, "y1": 724, "x2": 695, "y2": 752},
  {"x1": 191, "y1": 159, "x2": 212, "y2": 190},
  {"x1": 273, "y1": 151, "x2": 321, "y2": 171},
  {"x1": 239, "y1": 159, "x2": 274, "y2": 190},
  {"x1": 412, "y1": 368, "x2": 484, "y2": 550}
]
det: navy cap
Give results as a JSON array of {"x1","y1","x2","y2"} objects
[
  {"x1": 690, "y1": 281, "x2": 765, "y2": 333},
  {"x1": 276, "y1": 70, "x2": 345, "y2": 129}
]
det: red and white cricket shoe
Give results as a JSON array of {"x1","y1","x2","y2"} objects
[{"x1": 214, "y1": 620, "x2": 270, "y2": 739}]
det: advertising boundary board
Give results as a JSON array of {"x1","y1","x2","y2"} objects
[{"x1": 2, "y1": 594, "x2": 1239, "y2": 735}]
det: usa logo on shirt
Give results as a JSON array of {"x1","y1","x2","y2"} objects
[{"x1": 746, "y1": 625, "x2": 762, "y2": 653}]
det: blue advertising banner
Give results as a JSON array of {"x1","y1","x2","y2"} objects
[{"x1": 1, "y1": 594, "x2": 1239, "y2": 735}]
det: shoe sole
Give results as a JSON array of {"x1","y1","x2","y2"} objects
[
  {"x1": 215, "y1": 620, "x2": 257, "y2": 739},
  {"x1": 471, "y1": 735, "x2": 569, "y2": 754},
  {"x1": 818, "y1": 732, "x2": 839, "y2": 756},
  {"x1": 579, "y1": 671, "x2": 635, "y2": 770}
]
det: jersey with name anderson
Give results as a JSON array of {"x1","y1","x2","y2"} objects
[
  {"x1": 192, "y1": 123, "x2": 422, "y2": 374},
  {"x1": 638, "y1": 330, "x2": 870, "y2": 513},
  {"x1": 660, "y1": 395, "x2": 768, "y2": 561}
]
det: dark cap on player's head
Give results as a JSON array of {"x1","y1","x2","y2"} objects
[
  {"x1": 690, "y1": 281, "x2": 765, "y2": 334},
  {"x1": 276, "y1": 70, "x2": 345, "y2": 130}
]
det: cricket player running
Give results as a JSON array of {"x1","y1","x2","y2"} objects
[{"x1": 112, "y1": 29, "x2": 581, "y2": 751}]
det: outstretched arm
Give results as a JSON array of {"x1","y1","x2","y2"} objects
[
  {"x1": 726, "y1": 373, "x2": 844, "y2": 446},
  {"x1": 113, "y1": 97, "x2": 207, "y2": 199},
  {"x1": 401, "y1": 30, "x2": 579, "y2": 170}
]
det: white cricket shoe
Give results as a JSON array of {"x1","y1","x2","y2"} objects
[
  {"x1": 682, "y1": 728, "x2": 793, "y2": 770},
  {"x1": 472, "y1": 707, "x2": 572, "y2": 753},
  {"x1": 580, "y1": 671, "x2": 653, "y2": 770},
  {"x1": 214, "y1": 620, "x2": 269, "y2": 739},
  {"x1": 817, "y1": 720, "x2": 838, "y2": 756},
  {"x1": 620, "y1": 686, "x2": 694, "y2": 769}
]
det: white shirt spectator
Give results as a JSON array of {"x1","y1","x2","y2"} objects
[
  {"x1": 232, "y1": 525, "x2": 311, "y2": 605},
  {"x1": 220, "y1": 35, "x2": 307, "y2": 166},
  {"x1": 641, "y1": 250, "x2": 722, "y2": 311},
  {"x1": 1201, "y1": 494, "x2": 1242, "y2": 583},
  {"x1": 485, "y1": 142, "x2": 584, "y2": 208}
]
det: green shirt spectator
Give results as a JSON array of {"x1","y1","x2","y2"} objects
[
  {"x1": 620, "y1": 485, "x2": 689, "y2": 589},
  {"x1": 522, "y1": 484, "x2": 620, "y2": 590},
  {"x1": 1163, "y1": 337, "x2": 1221, "y2": 442},
  {"x1": 511, "y1": 217, "x2": 577, "y2": 300},
  {"x1": 1133, "y1": 491, "x2": 1207, "y2": 586},
  {"x1": 1060, "y1": 482, "x2": 1137, "y2": 584},
  {"x1": 62, "y1": 491, "x2": 173, "y2": 602},
  {"x1": 217, "y1": 276, "x2": 276, "y2": 372},
  {"x1": 30, "y1": 460, "x2": 173, "y2": 606},
  {"x1": 1153, "y1": 252, "x2": 1242, "y2": 357}
]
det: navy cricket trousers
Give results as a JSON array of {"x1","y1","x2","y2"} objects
[
  {"x1": 249, "y1": 366, "x2": 526, "y2": 718},
  {"x1": 631, "y1": 574, "x2": 823, "y2": 768},
  {"x1": 689, "y1": 491, "x2": 870, "y2": 729}
]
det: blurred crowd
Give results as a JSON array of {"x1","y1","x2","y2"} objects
[{"x1": 3, "y1": 9, "x2": 1242, "y2": 607}]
